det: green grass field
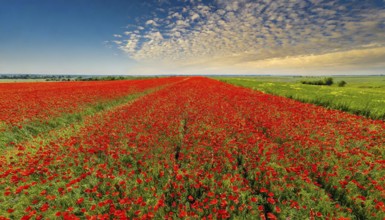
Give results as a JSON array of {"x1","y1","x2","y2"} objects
[{"x1": 217, "y1": 76, "x2": 385, "y2": 120}]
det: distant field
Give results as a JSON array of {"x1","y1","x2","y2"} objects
[{"x1": 217, "y1": 76, "x2": 385, "y2": 120}]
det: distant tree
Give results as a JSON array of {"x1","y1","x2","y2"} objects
[
  {"x1": 324, "y1": 77, "x2": 334, "y2": 86},
  {"x1": 338, "y1": 80, "x2": 347, "y2": 87}
]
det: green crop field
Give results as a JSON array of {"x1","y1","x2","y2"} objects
[{"x1": 217, "y1": 76, "x2": 385, "y2": 120}]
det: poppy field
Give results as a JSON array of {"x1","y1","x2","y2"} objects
[{"x1": 1, "y1": 77, "x2": 385, "y2": 219}]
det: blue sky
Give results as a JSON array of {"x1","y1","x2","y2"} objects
[{"x1": 1, "y1": 0, "x2": 385, "y2": 75}]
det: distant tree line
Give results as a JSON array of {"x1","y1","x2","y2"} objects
[
  {"x1": 74, "y1": 76, "x2": 160, "y2": 81},
  {"x1": 0, "y1": 74, "x2": 73, "y2": 81},
  {"x1": 0, "y1": 74, "x2": 68, "y2": 79},
  {"x1": 75, "y1": 76, "x2": 134, "y2": 81},
  {"x1": 301, "y1": 77, "x2": 334, "y2": 86},
  {"x1": 300, "y1": 77, "x2": 347, "y2": 87},
  {"x1": 0, "y1": 74, "x2": 159, "y2": 82}
]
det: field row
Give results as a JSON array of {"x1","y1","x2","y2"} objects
[{"x1": 1, "y1": 77, "x2": 385, "y2": 219}]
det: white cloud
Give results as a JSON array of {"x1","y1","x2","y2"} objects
[
  {"x1": 146, "y1": 31, "x2": 164, "y2": 41},
  {"x1": 145, "y1": 20, "x2": 158, "y2": 26},
  {"x1": 190, "y1": 13, "x2": 200, "y2": 21},
  {"x1": 113, "y1": 40, "x2": 123, "y2": 45},
  {"x1": 170, "y1": 12, "x2": 183, "y2": 19}
]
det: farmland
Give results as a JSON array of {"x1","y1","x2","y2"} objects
[
  {"x1": 1, "y1": 77, "x2": 385, "y2": 219},
  {"x1": 0, "y1": 78, "x2": 182, "y2": 147},
  {"x1": 218, "y1": 76, "x2": 385, "y2": 120}
]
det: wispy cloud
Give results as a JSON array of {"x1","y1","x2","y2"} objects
[{"x1": 114, "y1": 0, "x2": 385, "y2": 74}]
